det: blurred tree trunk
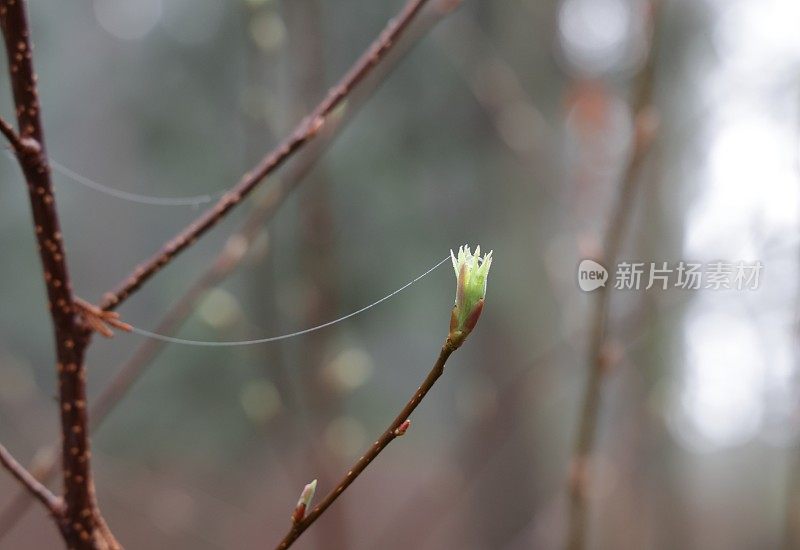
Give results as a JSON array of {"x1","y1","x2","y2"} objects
[
  {"x1": 242, "y1": 0, "x2": 290, "y2": 440},
  {"x1": 594, "y1": 143, "x2": 693, "y2": 550},
  {"x1": 241, "y1": 2, "x2": 347, "y2": 548},
  {"x1": 281, "y1": 1, "x2": 350, "y2": 549}
]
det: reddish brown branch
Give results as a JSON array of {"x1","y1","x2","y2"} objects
[
  {"x1": 0, "y1": 1, "x2": 118, "y2": 548},
  {"x1": 0, "y1": 262, "x2": 233, "y2": 539},
  {"x1": 0, "y1": 444, "x2": 62, "y2": 519},
  {"x1": 0, "y1": 190, "x2": 291, "y2": 541},
  {"x1": 274, "y1": 336, "x2": 462, "y2": 550},
  {"x1": 100, "y1": 0, "x2": 435, "y2": 312}
]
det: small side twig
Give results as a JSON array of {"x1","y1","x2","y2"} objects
[
  {"x1": 275, "y1": 336, "x2": 462, "y2": 550},
  {"x1": 275, "y1": 244, "x2": 490, "y2": 549},
  {"x1": 0, "y1": 443, "x2": 62, "y2": 519},
  {"x1": 100, "y1": 0, "x2": 436, "y2": 312},
  {"x1": 0, "y1": 115, "x2": 24, "y2": 152}
]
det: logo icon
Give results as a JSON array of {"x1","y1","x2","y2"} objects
[{"x1": 578, "y1": 259, "x2": 608, "y2": 291}]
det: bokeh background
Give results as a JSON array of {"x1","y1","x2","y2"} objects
[{"x1": 1, "y1": 0, "x2": 799, "y2": 548}]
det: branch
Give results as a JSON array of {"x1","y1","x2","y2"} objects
[
  {"x1": 0, "y1": 264, "x2": 227, "y2": 539},
  {"x1": 0, "y1": 114, "x2": 25, "y2": 152},
  {"x1": 100, "y1": 0, "x2": 435, "y2": 312},
  {"x1": 0, "y1": 1, "x2": 450, "y2": 534},
  {"x1": 275, "y1": 241, "x2": 493, "y2": 549},
  {"x1": 564, "y1": 3, "x2": 662, "y2": 550},
  {"x1": 274, "y1": 336, "x2": 462, "y2": 550},
  {"x1": 0, "y1": 444, "x2": 62, "y2": 519},
  {"x1": 0, "y1": 1, "x2": 118, "y2": 547}
]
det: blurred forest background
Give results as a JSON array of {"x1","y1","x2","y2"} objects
[{"x1": 1, "y1": 0, "x2": 799, "y2": 548}]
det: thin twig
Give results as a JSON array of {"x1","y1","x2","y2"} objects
[
  {"x1": 372, "y1": 257, "x2": 712, "y2": 549},
  {"x1": 564, "y1": 3, "x2": 662, "y2": 550},
  {"x1": 0, "y1": 1, "x2": 119, "y2": 548},
  {"x1": 100, "y1": 0, "x2": 435, "y2": 312},
  {"x1": 274, "y1": 336, "x2": 462, "y2": 550},
  {"x1": 0, "y1": 114, "x2": 25, "y2": 153},
  {"x1": 0, "y1": 444, "x2": 62, "y2": 519}
]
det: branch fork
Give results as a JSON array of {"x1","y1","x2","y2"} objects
[{"x1": 73, "y1": 297, "x2": 131, "y2": 338}]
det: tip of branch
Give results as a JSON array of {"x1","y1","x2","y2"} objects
[{"x1": 292, "y1": 479, "x2": 318, "y2": 524}]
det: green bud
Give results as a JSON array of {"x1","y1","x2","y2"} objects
[{"x1": 449, "y1": 245, "x2": 492, "y2": 341}]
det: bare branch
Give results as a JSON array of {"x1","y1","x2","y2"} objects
[
  {"x1": 0, "y1": 444, "x2": 62, "y2": 519},
  {"x1": 0, "y1": 1, "x2": 118, "y2": 547},
  {"x1": 100, "y1": 0, "x2": 436, "y2": 312},
  {"x1": 274, "y1": 336, "x2": 462, "y2": 550}
]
